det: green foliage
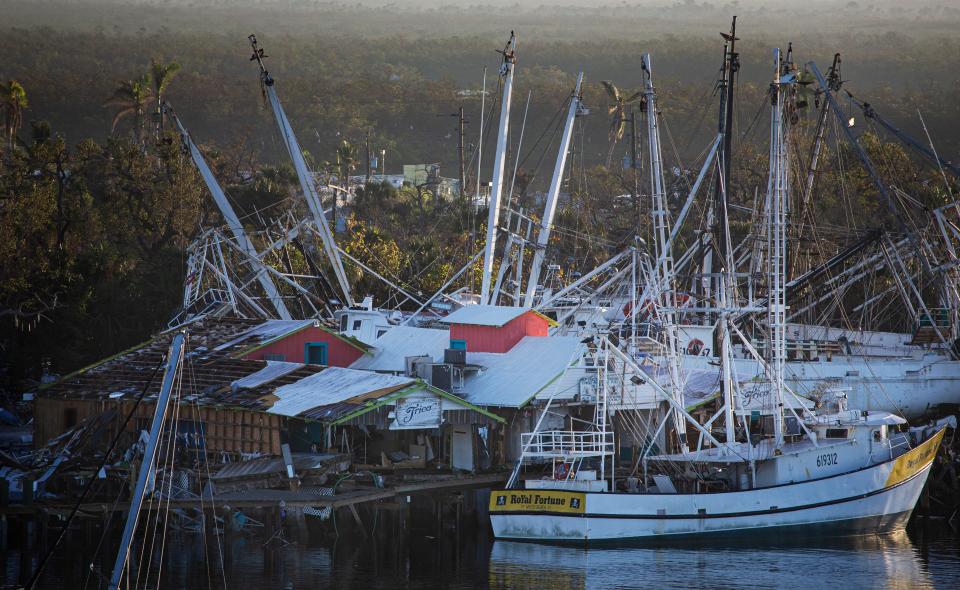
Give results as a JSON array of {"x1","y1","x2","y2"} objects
[
  {"x1": 0, "y1": 118, "x2": 206, "y2": 389},
  {"x1": 2, "y1": 3, "x2": 960, "y2": 393}
]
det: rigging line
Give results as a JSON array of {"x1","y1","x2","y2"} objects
[
  {"x1": 26, "y1": 355, "x2": 167, "y2": 590},
  {"x1": 803, "y1": 199, "x2": 911, "y2": 413},
  {"x1": 508, "y1": 90, "x2": 533, "y2": 204},
  {"x1": 185, "y1": 360, "x2": 215, "y2": 589},
  {"x1": 512, "y1": 99, "x2": 569, "y2": 208},
  {"x1": 152, "y1": 359, "x2": 186, "y2": 590},
  {"x1": 680, "y1": 76, "x2": 722, "y2": 156},
  {"x1": 189, "y1": 361, "x2": 228, "y2": 590},
  {"x1": 139, "y1": 349, "x2": 187, "y2": 590},
  {"x1": 135, "y1": 342, "x2": 185, "y2": 590}
]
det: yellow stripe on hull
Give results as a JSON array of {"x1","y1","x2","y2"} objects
[{"x1": 885, "y1": 428, "x2": 945, "y2": 487}]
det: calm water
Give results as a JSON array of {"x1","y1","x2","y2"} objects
[{"x1": 5, "y1": 516, "x2": 960, "y2": 589}]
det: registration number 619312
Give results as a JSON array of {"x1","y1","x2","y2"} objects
[{"x1": 816, "y1": 453, "x2": 838, "y2": 467}]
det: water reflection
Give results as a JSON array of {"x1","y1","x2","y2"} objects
[
  {"x1": 487, "y1": 531, "x2": 937, "y2": 590},
  {"x1": 5, "y1": 518, "x2": 958, "y2": 589}
]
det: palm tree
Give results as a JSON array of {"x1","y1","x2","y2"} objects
[
  {"x1": 103, "y1": 75, "x2": 153, "y2": 144},
  {"x1": 601, "y1": 80, "x2": 643, "y2": 168},
  {"x1": 0, "y1": 79, "x2": 28, "y2": 154},
  {"x1": 149, "y1": 59, "x2": 181, "y2": 134}
]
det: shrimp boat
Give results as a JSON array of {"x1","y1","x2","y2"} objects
[{"x1": 489, "y1": 45, "x2": 951, "y2": 544}]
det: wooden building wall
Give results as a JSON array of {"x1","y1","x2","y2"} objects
[{"x1": 35, "y1": 396, "x2": 284, "y2": 457}]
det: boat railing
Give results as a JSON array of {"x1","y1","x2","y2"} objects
[
  {"x1": 520, "y1": 430, "x2": 615, "y2": 459},
  {"x1": 887, "y1": 434, "x2": 911, "y2": 460}
]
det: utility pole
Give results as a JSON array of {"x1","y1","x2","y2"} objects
[
  {"x1": 458, "y1": 105, "x2": 467, "y2": 199},
  {"x1": 439, "y1": 107, "x2": 469, "y2": 199},
  {"x1": 365, "y1": 130, "x2": 371, "y2": 183}
]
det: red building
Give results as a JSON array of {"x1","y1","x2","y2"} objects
[
  {"x1": 441, "y1": 305, "x2": 555, "y2": 353},
  {"x1": 236, "y1": 322, "x2": 368, "y2": 367}
]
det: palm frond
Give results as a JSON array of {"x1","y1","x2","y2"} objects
[
  {"x1": 151, "y1": 59, "x2": 182, "y2": 96},
  {"x1": 601, "y1": 80, "x2": 620, "y2": 102},
  {"x1": 110, "y1": 107, "x2": 136, "y2": 132}
]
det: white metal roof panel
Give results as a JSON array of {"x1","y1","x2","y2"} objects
[
  {"x1": 350, "y1": 326, "x2": 450, "y2": 372},
  {"x1": 460, "y1": 336, "x2": 581, "y2": 407},
  {"x1": 231, "y1": 361, "x2": 304, "y2": 389},
  {"x1": 213, "y1": 319, "x2": 315, "y2": 351},
  {"x1": 439, "y1": 305, "x2": 529, "y2": 327},
  {"x1": 267, "y1": 367, "x2": 414, "y2": 417}
]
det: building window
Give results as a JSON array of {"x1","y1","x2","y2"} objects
[
  {"x1": 304, "y1": 342, "x2": 329, "y2": 365},
  {"x1": 264, "y1": 353, "x2": 286, "y2": 362},
  {"x1": 449, "y1": 339, "x2": 467, "y2": 351},
  {"x1": 64, "y1": 408, "x2": 77, "y2": 429}
]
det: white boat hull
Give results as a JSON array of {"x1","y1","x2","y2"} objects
[
  {"x1": 490, "y1": 429, "x2": 944, "y2": 543},
  {"x1": 680, "y1": 354, "x2": 960, "y2": 420}
]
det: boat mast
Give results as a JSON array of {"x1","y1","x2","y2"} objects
[
  {"x1": 524, "y1": 72, "x2": 583, "y2": 307},
  {"x1": 249, "y1": 34, "x2": 354, "y2": 308},
  {"x1": 767, "y1": 48, "x2": 791, "y2": 449},
  {"x1": 169, "y1": 108, "x2": 293, "y2": 320},
  {"x1": 706, "y1": 17, "x2": 738, "y2": 323},
  {"x1": 108, "y1": 333, "x2": 185, "y2": 590},
  {"x1": 480, "y1": 32, "x2": 517, "y2": 305},
  {"x1": 641, "y1": 54, "x2": 688, "y2": 453}
]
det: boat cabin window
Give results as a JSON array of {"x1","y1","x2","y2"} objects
[
  {"x1": 339, "y1": 314, "x2": 348, "y2": 332},
  {"x1": 352, "y1": 319, "x2": 362, "y2": 331},
  {"x1": 825, "y1": 428, "x2": 849, "y2": 439},
  {"x1": 377, "y1": 328, "x2": 388, "y2": 339}
]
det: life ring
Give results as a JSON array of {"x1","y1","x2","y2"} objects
[{"x1": 687, "y1": 338, "x2": 704, "y2": 356}]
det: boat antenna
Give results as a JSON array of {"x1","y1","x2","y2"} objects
[{"x1": 249, "y1": 33, "x2": 272, "y2": 103}]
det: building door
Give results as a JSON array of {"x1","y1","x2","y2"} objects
[
  {"x1": 450, "y1": 426, "x2": 474, "y2": 471},
  {"x1": 304, "y1": 342, "x2": 328, "y2": 365}
]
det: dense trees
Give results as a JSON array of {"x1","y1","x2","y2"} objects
[
  {"x1": 1, "y1": 1, "x2": 959, "y2": 399},
  {"x1": 0, "y1": 116, "x2": 207, "y2": 394}
]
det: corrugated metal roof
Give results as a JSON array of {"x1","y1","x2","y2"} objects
[
  {"x1": 460, "y1": 336, "x2": 581, "y2": 407},
  {"x1": 231, "y1": 360, "x2": 304, "y2": 389},
  {"x1": 267, "y1": 367, "x2": 414, "y2": 417},
  {"x1": 439, "y1": 305, "x2": 530, "y2": 327},
  {"x1": 349, "y1": 326, "x2": 450, "y2": 372},
  {"x1": 212, "y1": 452, "x2": 343, "y2": 480}
]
